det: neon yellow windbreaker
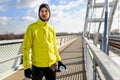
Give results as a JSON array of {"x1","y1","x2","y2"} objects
[{"x1": 22, "y1": 19, "x2": 61, "y2": 69}]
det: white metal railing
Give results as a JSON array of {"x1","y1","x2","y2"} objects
[
  {"x1": 82, "y1": 36, "x2": 120, "y2": 80},
  {"x1": 0, "y1": 35, "x2": 78, "y2": 79}
]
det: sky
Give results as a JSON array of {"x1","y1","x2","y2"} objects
[
  {"x1": 0, "y1": 0, "x2": 120, "y2": 34},
  {"x1": 0, "y1": 0, "x2": 87, "y2": 34}
]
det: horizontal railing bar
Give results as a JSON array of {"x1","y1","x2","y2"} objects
[
  {"x1": 84, "y1": 37, "x2": 120, "y2": 80},
  {"x1": 0, "y1": 39, "x2": 23, "y2": 45},
  {"x1": 0, "y1": 35, "x2": 76, "y2": 46},
  {"x1": 0, "y1": 42, "x2": 22, "y2": 45}
]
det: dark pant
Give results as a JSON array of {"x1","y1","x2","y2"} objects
[{"x1": 32, "y1": 65, "x2": 56, "y2": 80}]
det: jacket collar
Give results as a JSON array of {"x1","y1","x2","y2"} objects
[{"x1": 37, "y1": 19, "x2": 48, "y2": 27}]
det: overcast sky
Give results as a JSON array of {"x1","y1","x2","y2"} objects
[{"x1": 0, "y1": 0, "x2": 119, "y2": 34}]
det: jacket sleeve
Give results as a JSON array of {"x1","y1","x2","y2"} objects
[
  {"x1": 53, "y1": 30, "x2": 61, "y2": 62},
  {"x1": 22, "y1": 25, "x2": 33, "y2": 70}
]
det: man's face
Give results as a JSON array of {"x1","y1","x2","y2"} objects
[{"x1": 40, "y1": 7, "x2": 50, "y2": 21}]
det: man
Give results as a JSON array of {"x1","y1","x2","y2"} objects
[{"x1": 22, "y1": 3, "x2": 66, "y2": 80}]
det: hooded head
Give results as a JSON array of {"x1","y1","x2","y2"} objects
[{"x1": 38, "y1": 3, "x2": 51, "y2": 22}]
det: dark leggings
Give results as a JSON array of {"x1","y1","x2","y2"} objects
[{"x1": 32, "y1": 65, "x2": 56, "y2": 80}]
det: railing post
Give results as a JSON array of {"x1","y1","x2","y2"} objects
[{"x1": 60, "y1": 37, "x2": 62, "y2": 46}]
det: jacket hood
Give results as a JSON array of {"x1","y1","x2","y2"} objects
[{"x1": 38, "y1": 3, "x2": 51, "y2": 21}]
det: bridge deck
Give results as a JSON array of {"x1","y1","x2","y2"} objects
[{"x1": 4, "y1": 38, "x2": 86, "y2": 80}]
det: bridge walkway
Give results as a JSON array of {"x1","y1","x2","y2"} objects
[{"x1": 4, "y1": 37, "x2": 86, "y2": 80}]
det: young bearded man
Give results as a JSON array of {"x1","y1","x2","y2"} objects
[{"x1": 22, "y1": 3, "x2": 66, "y2": 80}]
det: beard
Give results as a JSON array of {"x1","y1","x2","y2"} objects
[
  {"x1": 39, "y1": 15, "x2": 50, "y2": 22},
  {"x1": 40, "y1": 17, "x2": 49, "y2": 21}
]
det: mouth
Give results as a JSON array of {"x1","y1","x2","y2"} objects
[{"x1": 42, "y1": 15, "x2": 47, "y2": 18}]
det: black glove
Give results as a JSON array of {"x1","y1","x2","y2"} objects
[
  {"x1": 58, "y1": 61, "x2": 66, "y2": 71},
  {"x1": 24, "y1": 68, "x2": 32, "y2": 78}
]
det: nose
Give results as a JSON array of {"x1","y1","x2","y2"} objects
[{"x1": 43, "y1": 11, "x2": 46, "y2": 15}]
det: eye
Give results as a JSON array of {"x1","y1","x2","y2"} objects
[
  {"x1": 40, "y1": 10, "x2": 43, "y2": 13},
  {"x1": 45, "y1": 10, "x2": 48, "y2": 13}
]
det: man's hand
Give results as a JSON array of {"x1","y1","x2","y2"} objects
[
  {"x1": 58, "y1": 61, "x2": 66, "y2": 72},
  {"x1": 24, "y1": 68, "x2": 32, "y2": 78}
]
